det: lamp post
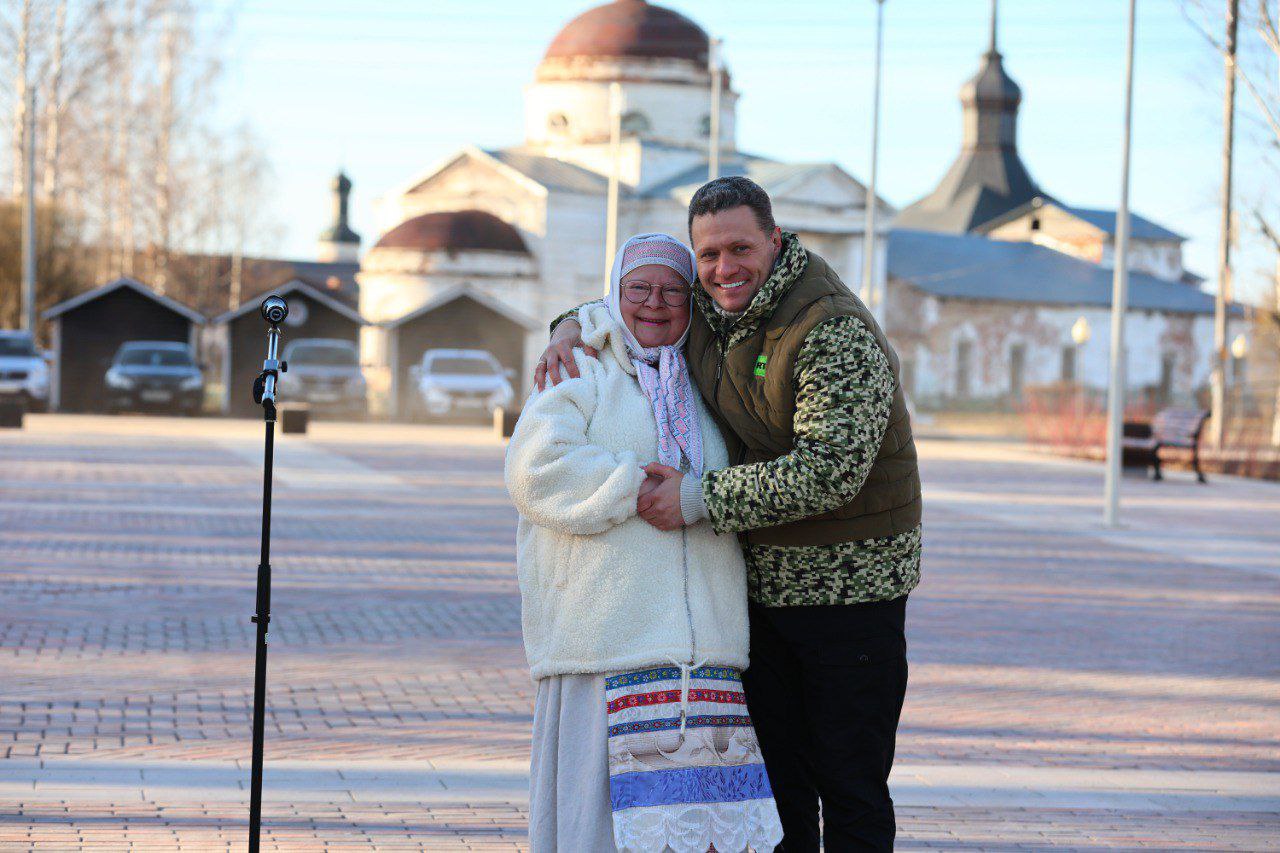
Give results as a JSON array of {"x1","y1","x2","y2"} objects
[
  {"x1": 1104, "y1": 0, "x2": 1138, "y2": 529},
  {"x1": 1071, "y1": 316, "x2": 1091, "y2": 429},
  {"x1": 708, "y1": 37, "x2": 722, "y2": 181},
  {"x1": 1210, "y1": 0, "x2": 1240, "y2": 448},
  {"x1": 603, "y1": 82, "x2": 622, "y2": 295},
  {"x1": 1231, "y1": 332, "x2": 1249, "y2": 424}
]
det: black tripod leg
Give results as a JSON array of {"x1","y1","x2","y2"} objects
[{"x1": 249, "y1": 415, "x2": 276, "y2": 852}]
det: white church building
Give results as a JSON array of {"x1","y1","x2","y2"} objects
[
  {"x1": 316, "y1": 0, "x2": 1235, "y2": 419},
  {"x1": 350, "y1": 0, "x2": 888, "y2": 414}
]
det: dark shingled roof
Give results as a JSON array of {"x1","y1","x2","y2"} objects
[
  {"x1": 888, "y1": 229, "x2": 1224, "y2": 315},
  {"x1": 545, "y1": 0, "x2": 709, "y2": 64},
  {"x1": 895, "y1": 45, "x2": 1046, "y2": 233},
  {"x1": 42, "y1": 277, "x2": 205, "y2": 323},
  {"x1": 976, "y1": 199, "x2": 1187, "y2": 243},
  {"x1": 373, "y1": 210, "x2": 529, "y2": 254}
]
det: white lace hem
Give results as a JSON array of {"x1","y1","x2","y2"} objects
[{"x1": 612, "y1": 799, "x2": 784, "y2": 853}]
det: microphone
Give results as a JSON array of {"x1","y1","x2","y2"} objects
[
  {"x1": 252, "y1": 297, "x2": 288, "y2": 409},
  {"x1": 261, "y1": 295, "x2": 288, "y2": 325}
]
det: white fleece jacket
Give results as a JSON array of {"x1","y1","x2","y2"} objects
[{"x1": 505, "y1": 303, "x2": 749, "y2": 681}]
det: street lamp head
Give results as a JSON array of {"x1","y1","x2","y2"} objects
[
  {"x1": 1231, "y1": 333, "x2": 1248, "y2": 360},
  {"x1": 1071, "y1": 316, "x2": 1091, "y2": 346}
]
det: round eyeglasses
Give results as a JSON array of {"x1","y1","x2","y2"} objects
[{"x1": 621, "y1": 281, "x2": 690, "y2": 307}]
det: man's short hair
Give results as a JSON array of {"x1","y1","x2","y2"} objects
[{"x1": 687, "y1": 176, "x2": 777, "y2": 237}]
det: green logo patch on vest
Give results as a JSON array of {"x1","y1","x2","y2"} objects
[{"x1": 754, "y1": 355, "x2": 768, "y2": 378}]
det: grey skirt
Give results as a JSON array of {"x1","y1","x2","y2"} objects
[{"x1": 529, "y1": 672, "x2": 618, "y2": 852}]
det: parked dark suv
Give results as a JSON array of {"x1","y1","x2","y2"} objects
[{"x1": 104, "y1": 341, "x2": 205, "y2": 415}]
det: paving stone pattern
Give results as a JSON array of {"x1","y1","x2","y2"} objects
[{"x1": 1, "y1": 416, "x2": 1277, "y2": 850}]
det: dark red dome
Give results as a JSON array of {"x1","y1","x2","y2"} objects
[
  {"x1": 373, "y1": 210, "x2": 529, "y2": 254},
  {"x1": 545, "y1": 0, "x2": 709, "y2": 64}
]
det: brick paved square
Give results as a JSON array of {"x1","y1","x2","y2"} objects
[{"x1": 0, "y1": 415, "x2": 1277, "y2": 850}]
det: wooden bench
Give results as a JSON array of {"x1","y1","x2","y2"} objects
[{"x1": 1122, "y1": 408, "x2": 1209, "y2": 483}]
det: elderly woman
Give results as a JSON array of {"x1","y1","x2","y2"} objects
[{"x1": 505, "y1": 233, "x2": 783, "y2": 853}]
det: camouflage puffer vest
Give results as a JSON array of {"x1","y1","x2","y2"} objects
[{"x1": 686, "y1": 251, "x2": 922, "y2": 546}]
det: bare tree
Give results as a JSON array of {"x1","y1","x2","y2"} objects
[
  {"x1": 39, "y1": 0, "x2": 65, "y2": 199},
  {"x1": 8, "y1": 0, "x2": 36, "y2": 199},
  {"x1": 1184, "y1": 0, "x2": 1280, "y2": 446},
  {"x1": 0, "y1": 0, "x2": 279, "y2": 320}
]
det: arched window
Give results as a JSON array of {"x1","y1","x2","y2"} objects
[
  {"x1": 547, "y1": 113, "x2": 569, "y2": 133},
  {"x1": 620, "y1": 111, "x2": 650, "y2": 135}
]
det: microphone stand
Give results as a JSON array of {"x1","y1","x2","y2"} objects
[{"x1": 248, "y1": 299, "x2": 287, "y2": 852}]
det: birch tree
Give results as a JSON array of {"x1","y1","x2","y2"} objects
[{"x1": 1, "y1": 0, "x2": 278, "y2": 319}]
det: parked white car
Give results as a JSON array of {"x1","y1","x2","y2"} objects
[
  {"x1": 0, "y1": 330, "x2": 50, "y2": 411},
  {"x1": 410, "y1": 349, "x2": 514, "y2": 419}
]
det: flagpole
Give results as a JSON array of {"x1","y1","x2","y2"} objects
[
  {"x1": 861, "y1": 0, "x2": 886, "y2": 314},
  {"x1": 603, "y1": 82, "x2": 621, "y2": 295},
  {"x1": 1103, "y1": 0, "x2": 1138, "y2": 528}
]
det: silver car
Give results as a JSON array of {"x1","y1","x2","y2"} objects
[
  {"x1": 280, "y1": 338, "x2": 367, "y2": 416},
  {"x1": 0, "y1": 330, "x2": 50, "y2": 411},
  {"x1": 410, "y1": 349, "x2": 514, "y2": 419}
]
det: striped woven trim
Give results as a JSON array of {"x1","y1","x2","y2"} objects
[
  {"x1": 607, "y1": 688, "x2": 746, "y2": 714},
  {"x1": 608, "y1": 713, "x2": 753, "y2": 738},
  {"x1": 604, "y1": 665, "x2": 740, "y2": 690}
]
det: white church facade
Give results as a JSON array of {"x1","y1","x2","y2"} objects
[
  {"x1": 311, "y1": 0, "x2": 1234, "y2": 419},
  {"x1": 350, "y1": 0, "x2": 888, "y2": 413}
]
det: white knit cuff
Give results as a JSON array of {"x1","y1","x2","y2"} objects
[{"x1": 679, "y1": 474, "x2": 709, "y2": 524}]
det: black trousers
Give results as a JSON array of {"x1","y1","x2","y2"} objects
[{"x1": 743, "y1": 596, "x2": 908, "y2": 852}]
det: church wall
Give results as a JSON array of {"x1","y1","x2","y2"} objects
[
  {"x1": 792, "y1": 231, "x2": 861, "y2": 290},
  {"x1": 543, "y1": 136, "x2": 645, "y2": 186},
  {"x1": 620, "y1": 196, "x2": 690, "y2": 245},
  {"x1": 527, "y1": 132, "x2": 718, "y2": 195},
  {"x1": 886, "y1": 281, "x2": 1225, "y2": 411},
  {"x1": 1099, "y1": 240, "x2": 1184, "y2": 282},
  {"x1": 635, "y1": 145, "x2": 713, "y2": 194},
  {"x1": 524, "y1": 78, "x2": 736, "y2": 154},
  {"x1": 541, "y1": 192, "x2": 613, "y2": 314},
  {"x1": 773, "y1": 202, "x2": 865, "y2": 236}
]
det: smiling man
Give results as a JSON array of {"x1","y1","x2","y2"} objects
[{"x1": 537, "y1": 176, "x2": 922, "y2": 851}]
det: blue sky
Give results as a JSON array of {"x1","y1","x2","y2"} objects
[{"x1": 216, "y1": 0, "x2": 1268, "y2": 301}]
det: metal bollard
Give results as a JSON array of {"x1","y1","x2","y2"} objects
[
  {"x1": 280, "y1": 405, "x2": 309, "y2": 435},
  {"x1": 0, "y1": 401, "x2": 24, "y2": 429},
  {"x1": 493, "y1": 407, "x2": 520, "y2": 439}
]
